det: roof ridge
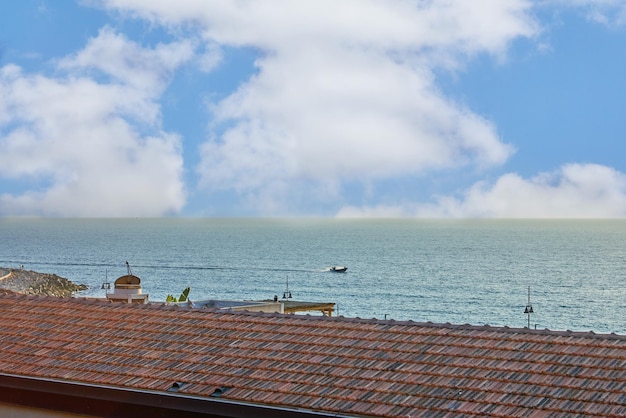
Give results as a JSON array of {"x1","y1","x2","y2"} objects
[{"x1": 2, "y1": 293, "x2": 625, "y2": 340}]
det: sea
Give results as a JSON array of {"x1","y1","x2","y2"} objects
[{"x1": 1, "y1": 218, "x2": 625, "y2": 335}]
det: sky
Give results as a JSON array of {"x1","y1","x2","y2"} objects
[{"x1": 1, "y1": 1, "x2": 626, "y2": 218}]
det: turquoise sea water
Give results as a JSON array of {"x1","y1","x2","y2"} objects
[{"x1": 1, "y1": 218, "x2": 625, "y2": 334}]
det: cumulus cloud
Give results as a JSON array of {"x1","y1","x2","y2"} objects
[
  {"x1": 59, "y1": 26, "x2": 194, "y2": 94},
  {"x1": 6, "y1": 1, "x2": 620, "y2": 217},
  {"x1": 0, "y1": 29, "x2": 190, "y2": 217},
  {"x1": 338, "y1": 164, "x2": 626, "y2": 218},
  {"x1": 101, "y1": 0, "x2": 537, "y2": 212}
]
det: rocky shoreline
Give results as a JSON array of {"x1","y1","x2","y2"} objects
[{"x1": 0, "y1": 268, "x2": 87, "y2": 298}]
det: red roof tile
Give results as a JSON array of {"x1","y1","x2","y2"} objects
[{"x1": 0, "y1": 293, "x2": 625, "y2": 417}]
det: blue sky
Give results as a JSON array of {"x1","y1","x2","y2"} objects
[{"x1": 1, "y1": 1, "x2": 626, "y2": 217}]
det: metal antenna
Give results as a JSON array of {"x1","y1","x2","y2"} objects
[
  {"x1": 523, "y1": 286, "x2": 534, "y2": 328},
  {"x1": 282, "y1": 275, "x2": 292, "y2": 299},
  {"x1": 101, "y1": 269, "x2": 111, "y2": 296}
]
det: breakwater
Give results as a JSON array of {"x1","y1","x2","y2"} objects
[{"x1": 0, "y1": 268, "x2": 87, "y2": 298}]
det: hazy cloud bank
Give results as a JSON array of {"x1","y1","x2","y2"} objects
[{"x1": 338, "y1": 164, "x2": 626, "y2": 218}]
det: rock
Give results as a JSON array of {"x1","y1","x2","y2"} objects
[{"x1": 0, "y1": 268, "x2": 87, "y2": 298}]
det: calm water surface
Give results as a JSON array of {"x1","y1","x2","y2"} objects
[{"x1": 1, "y1": 218, "x2": 624, "y2": 334}]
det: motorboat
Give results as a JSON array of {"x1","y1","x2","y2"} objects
[{"x1": 329, "y1": 266, "x2": 347, "y2": 273}]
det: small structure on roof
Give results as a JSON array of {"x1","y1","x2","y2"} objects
[
  {"x1": 282, "y1": 300, "x2": 335, "y2": 316},
  {"x1": 170, "y1": 299, "x2": 285, "y2": 314},
  {"x1": 106, "y1": 262, "x2": 149, "y2": 304}
]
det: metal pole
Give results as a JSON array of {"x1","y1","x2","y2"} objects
[
  {"x1": 527, "y1": 286, "x2": 530, "y2": 329},
  {"x1": 524, "y1": 286, "x2": 533, "y2": 329}
]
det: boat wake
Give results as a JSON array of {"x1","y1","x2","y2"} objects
[{"x1": 0, "y1": 259, "x2": 333, "y2": 275}]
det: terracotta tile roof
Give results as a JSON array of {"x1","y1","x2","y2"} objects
[{"x1": 0, "y1": 293, "x2": 625, "y2": 417}]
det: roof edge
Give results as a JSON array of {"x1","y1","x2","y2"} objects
[{"x1": 0, "y1": 373, "x2": 351, "y2": 418}]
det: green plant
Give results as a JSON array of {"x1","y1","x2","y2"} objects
[{"x1": 166, "y1": 287, "x2": 190, "y2": 303}]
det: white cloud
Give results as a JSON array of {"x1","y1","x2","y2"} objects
[
  {"x1": 101, "y1": 0, "x2": 537, "y2": 212},
  {"x1": 59, "y1": 26, "x2": 194, "y2": 100},
  {"x1": 339, "y1": 164, "x2": 626, "y2": 218},
  {"x1": 197, "y1": 42, "x2": 222, "y2": 73},
  {"x1": 0, "y1": 29, "x2": 190, "y2": 217},
  {"x1": 552, "y1": 0, "x2": 626, "y2": 26},
  {"x1": 453, "y1": 164, "x2": 626, "y2": 218}
]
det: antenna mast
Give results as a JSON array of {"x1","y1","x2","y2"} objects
[
  {"x1": 523, "y1": 286, "x2": 534, "y2": 328},
  {"x1": 101, "y1": 269, "x2": 111, "y2": 296},
  {"x1": 282, "y1": 275, "x2": 292, "y2": 299}
]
